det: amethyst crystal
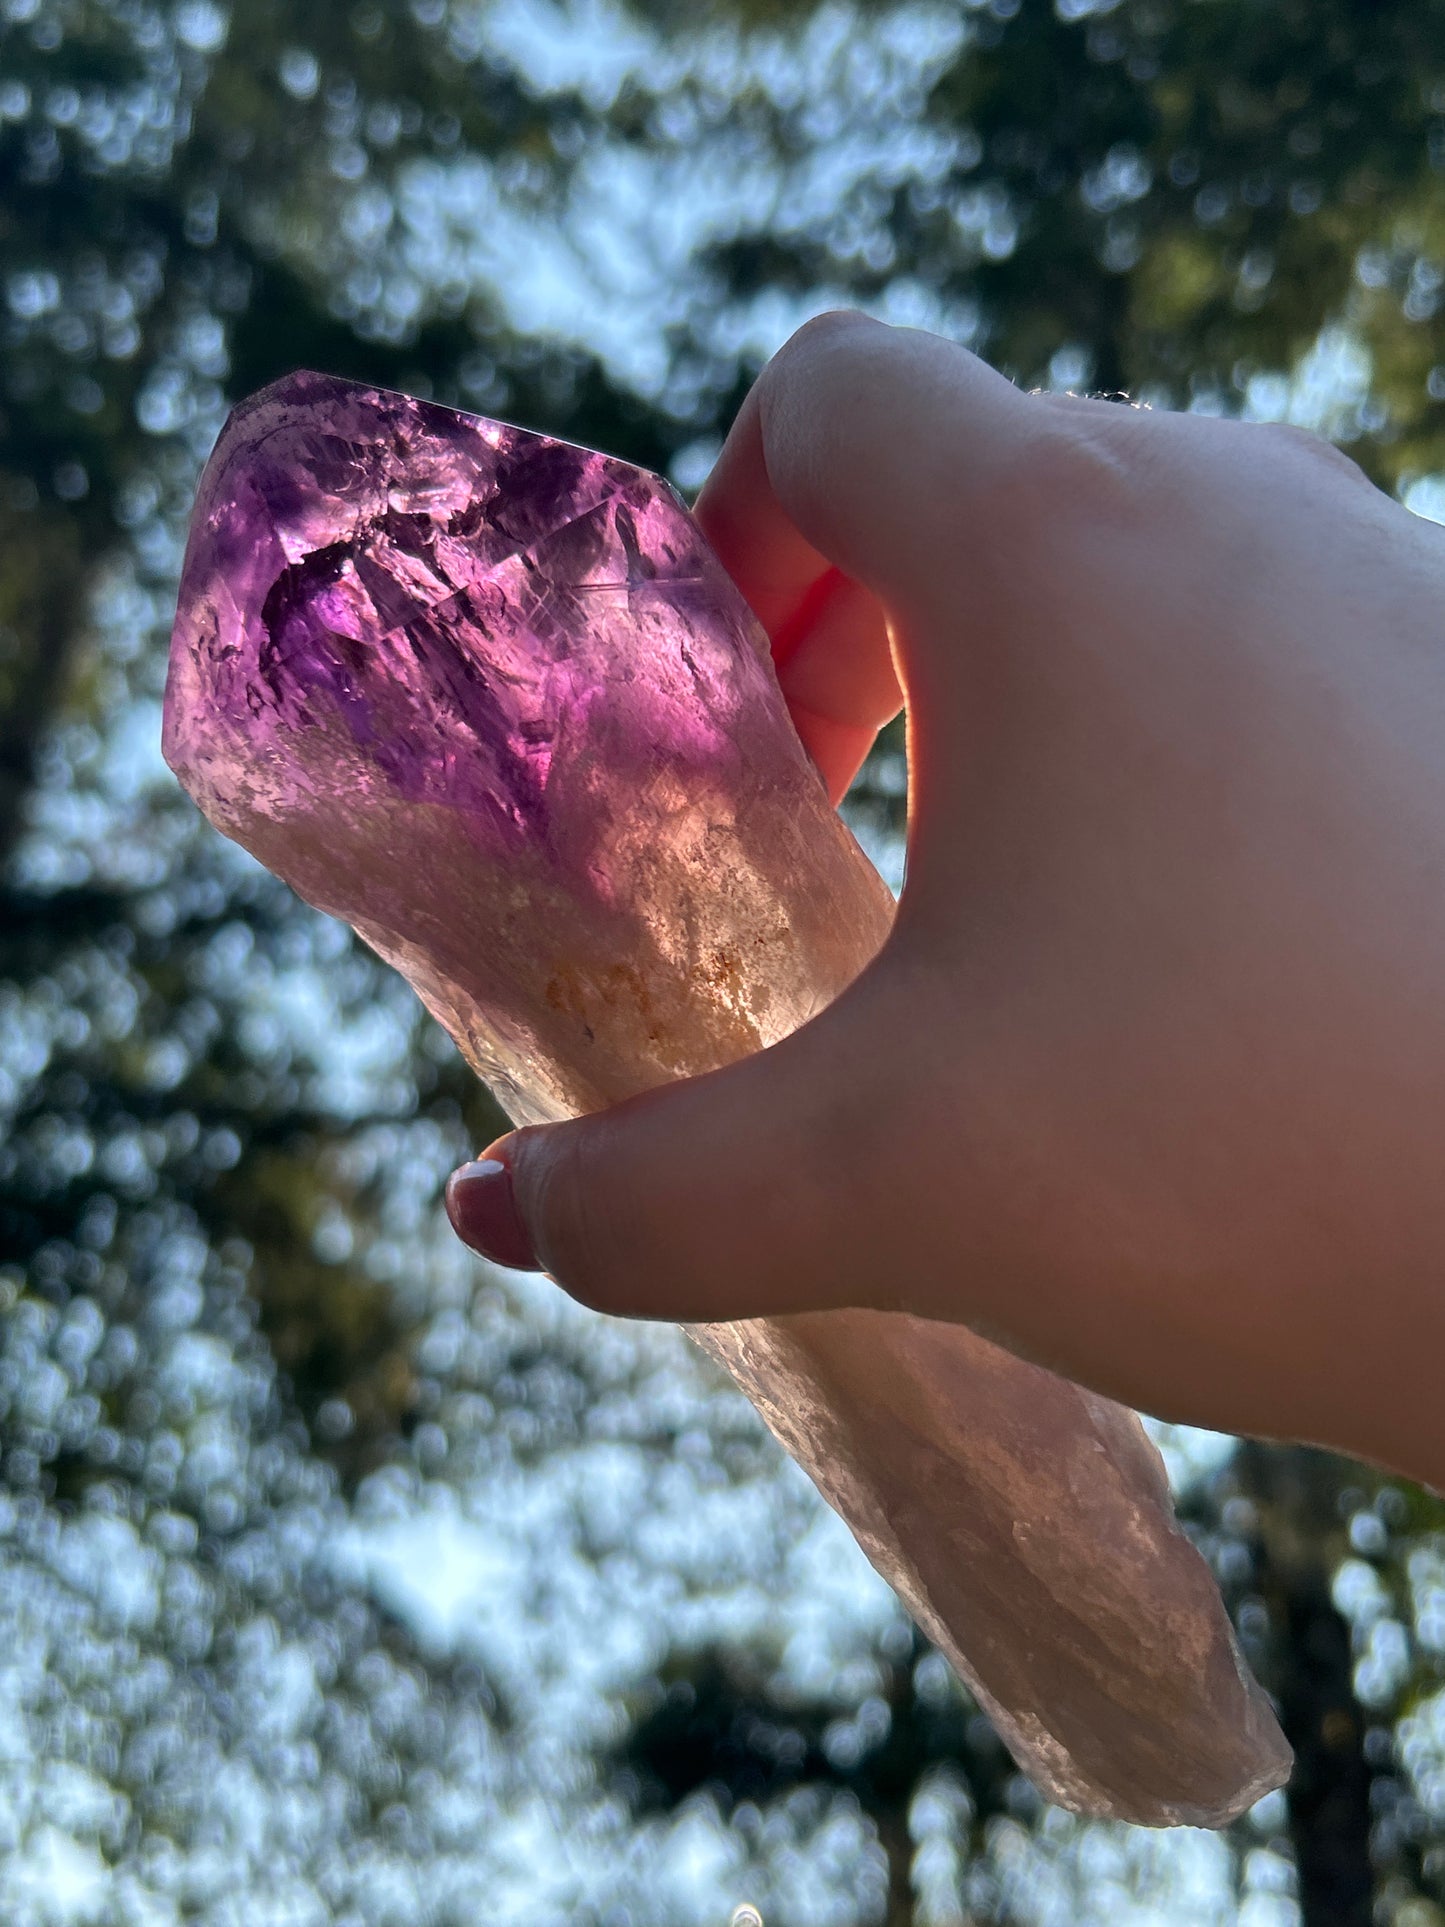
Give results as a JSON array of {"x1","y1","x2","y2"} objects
[{"x1": 163, "y1": 373, "x2": 1290, "y2": 1826}]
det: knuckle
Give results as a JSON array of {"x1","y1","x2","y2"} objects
[
  {"x1": 772, "y1": 308, "x2": 885, "y2": 382},
  {"x1": 984, "y1": 411, "x2": 1141, "y2": 540},
  {"x1": 1028, "y1": 414, "x2": 1136, "y2": 500},
  {"x1": 756, "y1": 312, "x2": 898, "y2": 517},
  {"x1": 1251, "y1": 419, "x2": 1372, "y2": 486},
  {"x1": 759, "y1": 311, "x2": 898, "y2": 429}
]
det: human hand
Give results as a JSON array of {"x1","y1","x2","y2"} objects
[{"x1": 447, "y1": 312, "x2": 1445, "y2": 1488}]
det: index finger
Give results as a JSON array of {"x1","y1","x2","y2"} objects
[{"x1": 695, "y1": 337, "x2": 903, "y2": 805}]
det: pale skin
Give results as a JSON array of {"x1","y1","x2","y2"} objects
[{"x1": 446, "y1": 310, "x2": 1445, "y2": 1493}]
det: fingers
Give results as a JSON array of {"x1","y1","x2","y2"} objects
[
  {"x1": 770, "y1": 568, "x2": 900, "y2": 804},
  {"x1": 746, "y1": 312, "x2": 1034, "y2": 590},
  {"x1": 696, "y1": 370, "x2": 901, "y2": 802},
  {"x1": 442, "y1": 319, "x2": 1090, "y2": 1319},
  {"x1": 695, "y1": 312, "x2": 1041, "y2": 796}
]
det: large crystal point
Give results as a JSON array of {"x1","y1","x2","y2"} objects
[{"x1": 163, "y1": 372, "x2": 1291, "y2": 1826}]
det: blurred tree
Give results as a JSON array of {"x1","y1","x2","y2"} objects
[
  {"x1": 608, "y1": 1626, "x2": 1011, "y2": 1924},
  {"x1": 7, "y1": 0, "x2": 1445, "y2": 1923}
]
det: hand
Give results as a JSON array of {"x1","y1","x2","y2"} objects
[{"x1": 448, "y1": 312, "x2": 1445, "y2": 1489}]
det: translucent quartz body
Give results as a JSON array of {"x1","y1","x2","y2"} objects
[{"x1": 163, "y1": 374, "x2": 1290, "y2": 1826}]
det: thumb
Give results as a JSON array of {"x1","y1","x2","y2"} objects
[
  {"x1": 692, "y1": 307, "x2": 1041, "y2": 816},
  {"x1": 445, "y1": 958, "x2": 920, "y2": 1320}
]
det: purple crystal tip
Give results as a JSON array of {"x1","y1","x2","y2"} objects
[
  {"x1": 162, "y1": 372, "x2": 853, "y2": 1118},
  {"x1": 164, "y1": 372, "x2": 791, "y2": 868}
]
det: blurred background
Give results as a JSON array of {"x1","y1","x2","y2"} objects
[{"x1": 3, "y1": 1, "x2": 1445, "y2": 1922}]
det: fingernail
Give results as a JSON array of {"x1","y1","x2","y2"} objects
[{"x1": 445, "y1": 1154, "x2": 540, "y2": 1271}]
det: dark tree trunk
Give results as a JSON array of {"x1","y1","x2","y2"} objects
[
  {"x1": 1232, "y1": 1444, "x2": 1376, "y2": 1927},
  {"x1": 0, "y1": 499, "x2": 88, "y2": 869},
  {"x1": 1275, "y1": 1562, "x2": 1374, "y2": 1926},
  {"x1": 875, "y1": 1804, "x2": 915, "y2": 1926}
]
